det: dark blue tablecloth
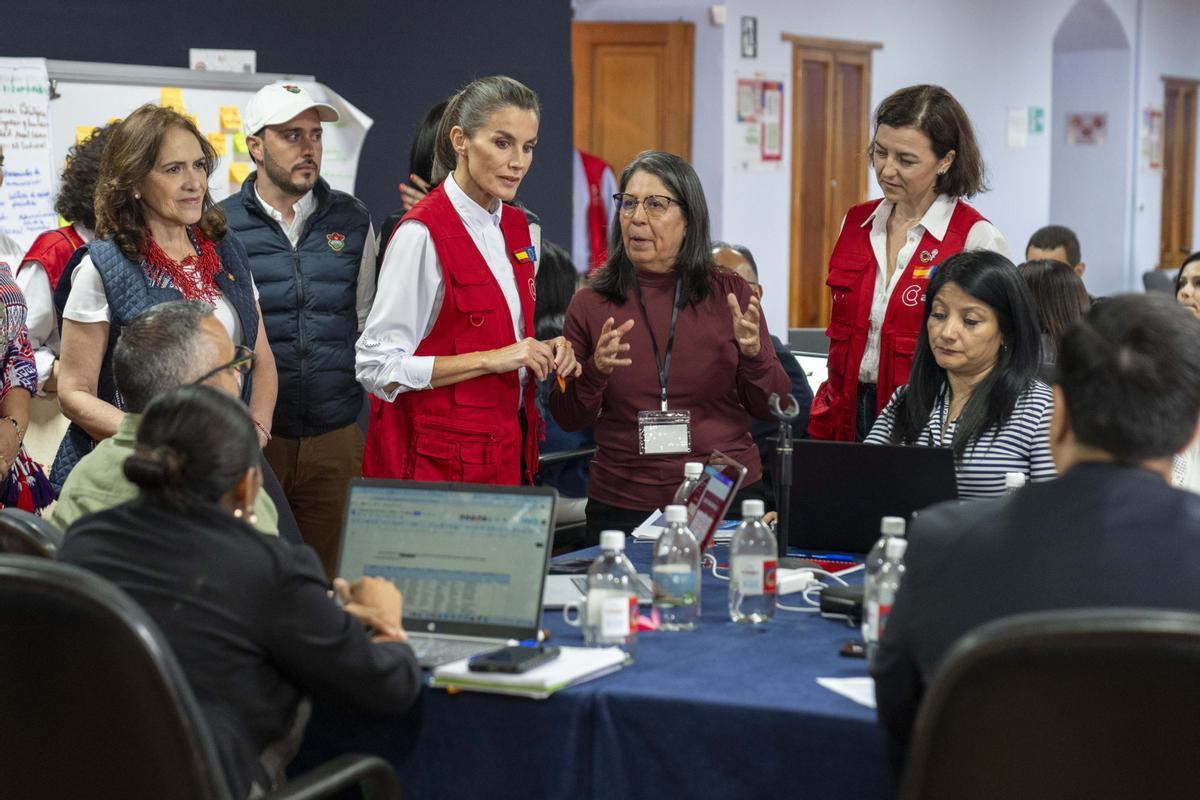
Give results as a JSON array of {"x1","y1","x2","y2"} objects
[{"x1": 293, "y1": 541, "x2": 897, "y2": 799}]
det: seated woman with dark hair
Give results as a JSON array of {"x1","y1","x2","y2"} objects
[
  {"x1": 59, "y1": 385, "x2": 420, "y2": 799},
  {"x1": 1018, "y1": 258, "x2": 1089, "y2": 372},
  {"x1": 866, "y1": 250, "x2": 1056, "y2": 498},
  {"x1": 1172, "y1": 250, "x2": 1200, "y2": 492}
]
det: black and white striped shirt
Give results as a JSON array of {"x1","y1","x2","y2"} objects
[{"x1": 866, "y1": 380, "x2": 1056, "y2": 499}]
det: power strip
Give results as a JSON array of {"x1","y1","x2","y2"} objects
[{"x1": 777, "y1": 568, "x2": 818, "y2": 596}]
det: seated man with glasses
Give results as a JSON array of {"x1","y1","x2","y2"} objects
[{"x1": 51, "y1": 301, "x2": 281, "y2": 535}]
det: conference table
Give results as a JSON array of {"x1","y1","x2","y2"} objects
[{"x1": 293, "y1": 541, "x2": 897, "y2": 799}]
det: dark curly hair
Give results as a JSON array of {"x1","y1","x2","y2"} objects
[
  {"x1": 55, "y1": 123, "x2": 118, "y2": 230},
  {"x1": 94, "y1": 104, "x2": 226, "y2": 260}
]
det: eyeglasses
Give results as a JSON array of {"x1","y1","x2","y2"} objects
[
  {"x1": 192, "y1": 345, "x2": 256, "y2": 388},
  {"x1": 613, "y1": 193, "x2": 680, "y2": 219}
]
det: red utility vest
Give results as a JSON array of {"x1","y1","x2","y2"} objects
[
  {"x1": 362, "y1": 184, "x2": 540, "y2": 484},
  {"x1": 808, "y1": 198, "x2": 988, "y2": 442},
  {"x1": 18, "y1": 225, "x2": 85, "y2": 289},
  {"x1": 578, "y1": 149, "x2": 611, "y2": 271}
]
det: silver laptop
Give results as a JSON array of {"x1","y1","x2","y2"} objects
[{"x1": 336, "y1": 479, "x2": 556, "y2": 668}]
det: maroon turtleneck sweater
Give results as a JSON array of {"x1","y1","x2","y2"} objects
[{"x1": 549, "y1": 267, "x2": 790, "y2": 512}]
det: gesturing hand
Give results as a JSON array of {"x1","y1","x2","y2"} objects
[
  {"x1": 727, "y1": 292, "x2": 762, "y2": 358},
  {"x1": 593, "y1": 317, "x2": 636, "y2": 375},
  {"x1": 547, "y1": 336, "x2": 583, "y2": 379},
  {"x1": 489, "y1": 337, "x2": 556, "y2": 380},
  {"x1": 399, "y1": 173, "x2": 432, "y2": 210}
]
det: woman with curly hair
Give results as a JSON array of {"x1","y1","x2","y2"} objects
[
  {"x1": 17, "y1": 123, "x2": 118, "y2": 396},
  {"x1": 51, "y1": 104, "x2": 276, "y2": 489}
]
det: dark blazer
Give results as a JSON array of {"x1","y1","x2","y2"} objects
[
  {"x1": 872, "y1": 462, "x2": 1200, "y2": 749},
  {"x1": 60, "y1": 499, "x2": 421, "y2": 799}
]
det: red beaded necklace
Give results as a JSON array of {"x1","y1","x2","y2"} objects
[{"x1": 142, "y1": 226, "x2": 222, "y2": 304}]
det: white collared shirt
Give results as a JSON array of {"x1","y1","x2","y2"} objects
[
  {"x1": 857, "y1": 194, "x2": 1011, "y2": 383},
  {"x1": 16, "y1": 223, "x2": 94, "y2": 392},
  {"x1": 254, "y1": 186, "x2": 378, "y2": 330},
  {"x1": 356, "y1": 173, "x2": 526, "y2": 402}
]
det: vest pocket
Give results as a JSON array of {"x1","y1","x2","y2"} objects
[{"x1": 410, "y1": 417, "x2": 502, "y2": 483}]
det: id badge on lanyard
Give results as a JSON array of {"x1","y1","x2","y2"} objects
[{"x1": 635, "y1": 276, "x2": 692, "y2": 455}]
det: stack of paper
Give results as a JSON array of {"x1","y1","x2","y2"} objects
[
  {"x1": 432, "y1": 646, "x2": 627, "y2": 699},
  {"x1": 630, "y1": 510, "x2": 739, "y2": 543}
]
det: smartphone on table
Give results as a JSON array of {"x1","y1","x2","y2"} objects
[{"x1": 467, "y1": 644, "x2": 561, "y2": 674}]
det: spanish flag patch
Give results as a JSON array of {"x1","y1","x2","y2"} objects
[
  {"x1": 513, "y1": 246, "x2": 537, "y2": 263},
  {"x1": 913, "y1": 267, "x2": 934, "y2": 279}
]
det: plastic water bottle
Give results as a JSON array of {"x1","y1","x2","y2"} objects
[
  {"x1": 861, "y1": 516, "x2": 906, "y2": 642},
  {"x1": 729, "y1": 499, "x2": 777, "y2": 623},
  {"x1": 584, "y1": 531, "x2": 639, "y2": 655},
  {"x1": 673, "y1": 461, "x2": 705, "y2": 511},
  {"x1": 652, "y1": 505, "x2": 700, "y2": 630},
  {"x1": 864, "y1": 537, "x2": 908, "y2": 665},
  {"x1": 1004, "y1": 472, "x2": 1027, "y2": 494}
]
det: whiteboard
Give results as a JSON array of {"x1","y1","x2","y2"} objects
[{"x1": 1, "y1": 57, "x2": 372, "y2": 254}]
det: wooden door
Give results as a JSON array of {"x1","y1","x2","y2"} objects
[
  {"x1": 572, "y1": 22, "x2": 694, "y2": 175},
  {"x1": 1160, "y1": 78, "x2": 1198, "y2": 270},
  {"x1": 784, "y1": 36, "x2": 879, "y2": 328}
]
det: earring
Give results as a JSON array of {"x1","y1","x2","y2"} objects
[
  {"x1": 233, "y1": 508, "x2": 243, "y2": 519},
  {"x1": 134, "y1": 192, "x2": 141, "y2": 199}
]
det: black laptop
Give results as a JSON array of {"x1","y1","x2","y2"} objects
[{"x1": 784, "y1": 440, "x2": 958, "y2": 554}]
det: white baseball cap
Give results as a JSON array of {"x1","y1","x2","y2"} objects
[{"x1": 243, "y1": 83, "x2": 339, "y2": 137}]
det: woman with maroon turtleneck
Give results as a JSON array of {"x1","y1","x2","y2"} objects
[{"x1": 550, "y1": 150, "x2": 790, "y2": 544}]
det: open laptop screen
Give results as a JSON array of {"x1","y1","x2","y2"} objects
[{"x1": 337, "y1": 481, "x2": 555, "y2": 631}]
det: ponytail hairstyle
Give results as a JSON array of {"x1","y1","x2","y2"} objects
[
  {"x1": 123, "y1": 385, "x2": 259, "y2": 511},
  {"x1": 431, "y1": 76, "x2": 540, "y2": 185}
]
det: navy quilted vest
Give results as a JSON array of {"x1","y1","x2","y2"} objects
[
  {"x1": 49, "y1": 234, "x2": 259, "y2": 489},
  {"x1": 220, "y1": 174, "x2": 368, "y2": 438}
]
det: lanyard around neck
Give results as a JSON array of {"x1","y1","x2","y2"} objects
[{"x1": 633, "y1": 274, "x2": 682, "y2": 412}]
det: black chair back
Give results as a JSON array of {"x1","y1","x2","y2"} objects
[
  {"x1": 0, "y1": 556, "x2": 229, "y2": 799},
  {"x1": 901, "y1": 608, "x2": 1200, "y2": 800},
  {"x1": 0, "y1": 507, "x2": 64, "y2": 558}
]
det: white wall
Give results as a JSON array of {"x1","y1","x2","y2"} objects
[
  {"x1": 1050, "y1": 48, "x2": 1132, "y2": 295},
  {"x1": 574, "y1": 0, "x2": 1200, "y2": 331},
  {"x1": 1132, "y1": 0, "x2": 1200, "y2": 277}
]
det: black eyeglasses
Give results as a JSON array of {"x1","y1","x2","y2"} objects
[
  {"x1": 192, "y1": 345, "x2": 255, "y2": 387},
  {"x1": 613, "y1": 193, "x2": 680, "y2": 219}
]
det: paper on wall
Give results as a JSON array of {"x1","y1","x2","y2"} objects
[{"x1": 0, "y1": 58, "x2": 57, "y2": 255}]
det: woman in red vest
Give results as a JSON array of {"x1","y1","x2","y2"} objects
[
  {"x1": 357, "y1": 76, "x2": 579, "y2": 485},
  {"x1": 809, "y1": 85, "x2": 1012, "y2": 442}
]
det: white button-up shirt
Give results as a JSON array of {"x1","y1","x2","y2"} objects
[
  {"x1": 356, "y1": 174, "x2": 526, "y2": 402},
  {"x1": 254, "y1": 186, "x2": 378, "y2": 330},
  {"x1": 857, "y1": 194, "x2": 1011, "y2": 383}
]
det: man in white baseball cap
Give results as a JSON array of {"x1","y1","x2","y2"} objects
[{"x1": 221, "y1": 83, "x2": 377, "y2": 579}]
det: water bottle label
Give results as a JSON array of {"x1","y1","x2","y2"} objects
[
  {"x1": 864, "y1": 600, "x2": 892, "y2": 641},
  {"x1": 652, "y1": 567, "x2": 698, "y2": 605},
  {"x1": 733, "y1": 557, "x2": 777, "y2": 596},
  {"x1": 601, "y1": 596, "x2": 636, "y2": 638}
]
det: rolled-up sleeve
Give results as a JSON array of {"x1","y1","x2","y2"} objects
[{"x1": 355, "y1": 221, "x2": 442, "y2": 402}]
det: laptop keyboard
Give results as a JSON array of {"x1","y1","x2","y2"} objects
[{"x1": 407, "y1": 636, "x2": 497, "y2": 669}]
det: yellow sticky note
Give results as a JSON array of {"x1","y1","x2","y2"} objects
[
  {"x1": 75, "y1": 125, "x2": 98, "y2": 145},
  {"x1": 160, "y1": 87, "x2": 184, "y2": 112},
  {"x1": 233, "y1": 132, "x2": 249, "y2": 155},
  {"x1": 206, "y1": 132, "x2": 228, "y2": 156},
  {"x1": 229, "y1": 163, "x2": 252, "y2": 184},
  {"x1": 107, "y1": 117, "x2": 122, "y2": 125},
  {"x1": 219, "y1": 105, "x2": 242, "y2": 132}
]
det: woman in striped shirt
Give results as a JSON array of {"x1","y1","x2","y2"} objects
[{"x1": 866, "y1": 250, "x2": 1055, "y2": 498}]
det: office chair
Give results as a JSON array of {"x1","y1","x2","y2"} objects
[
  {"x1": 1143, "y1": 269, "x2": 1176, "y2": 295},
  {"x1": 0, "y1": 556, "x2": 400, "y2": 800},
  {"x1": 900, "y1": 608, "x2": 1200, "y2": 800},
  {"x1": 0, "y1": 507, "x2": 64, "y2": 558}
]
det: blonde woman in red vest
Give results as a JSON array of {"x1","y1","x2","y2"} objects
[
  {"x1": 357, "y1": 76, "x2": 579, "y2": 485},
  {"x1": 809, "y1": 84, "x2": 1012, "y2": 442}
]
